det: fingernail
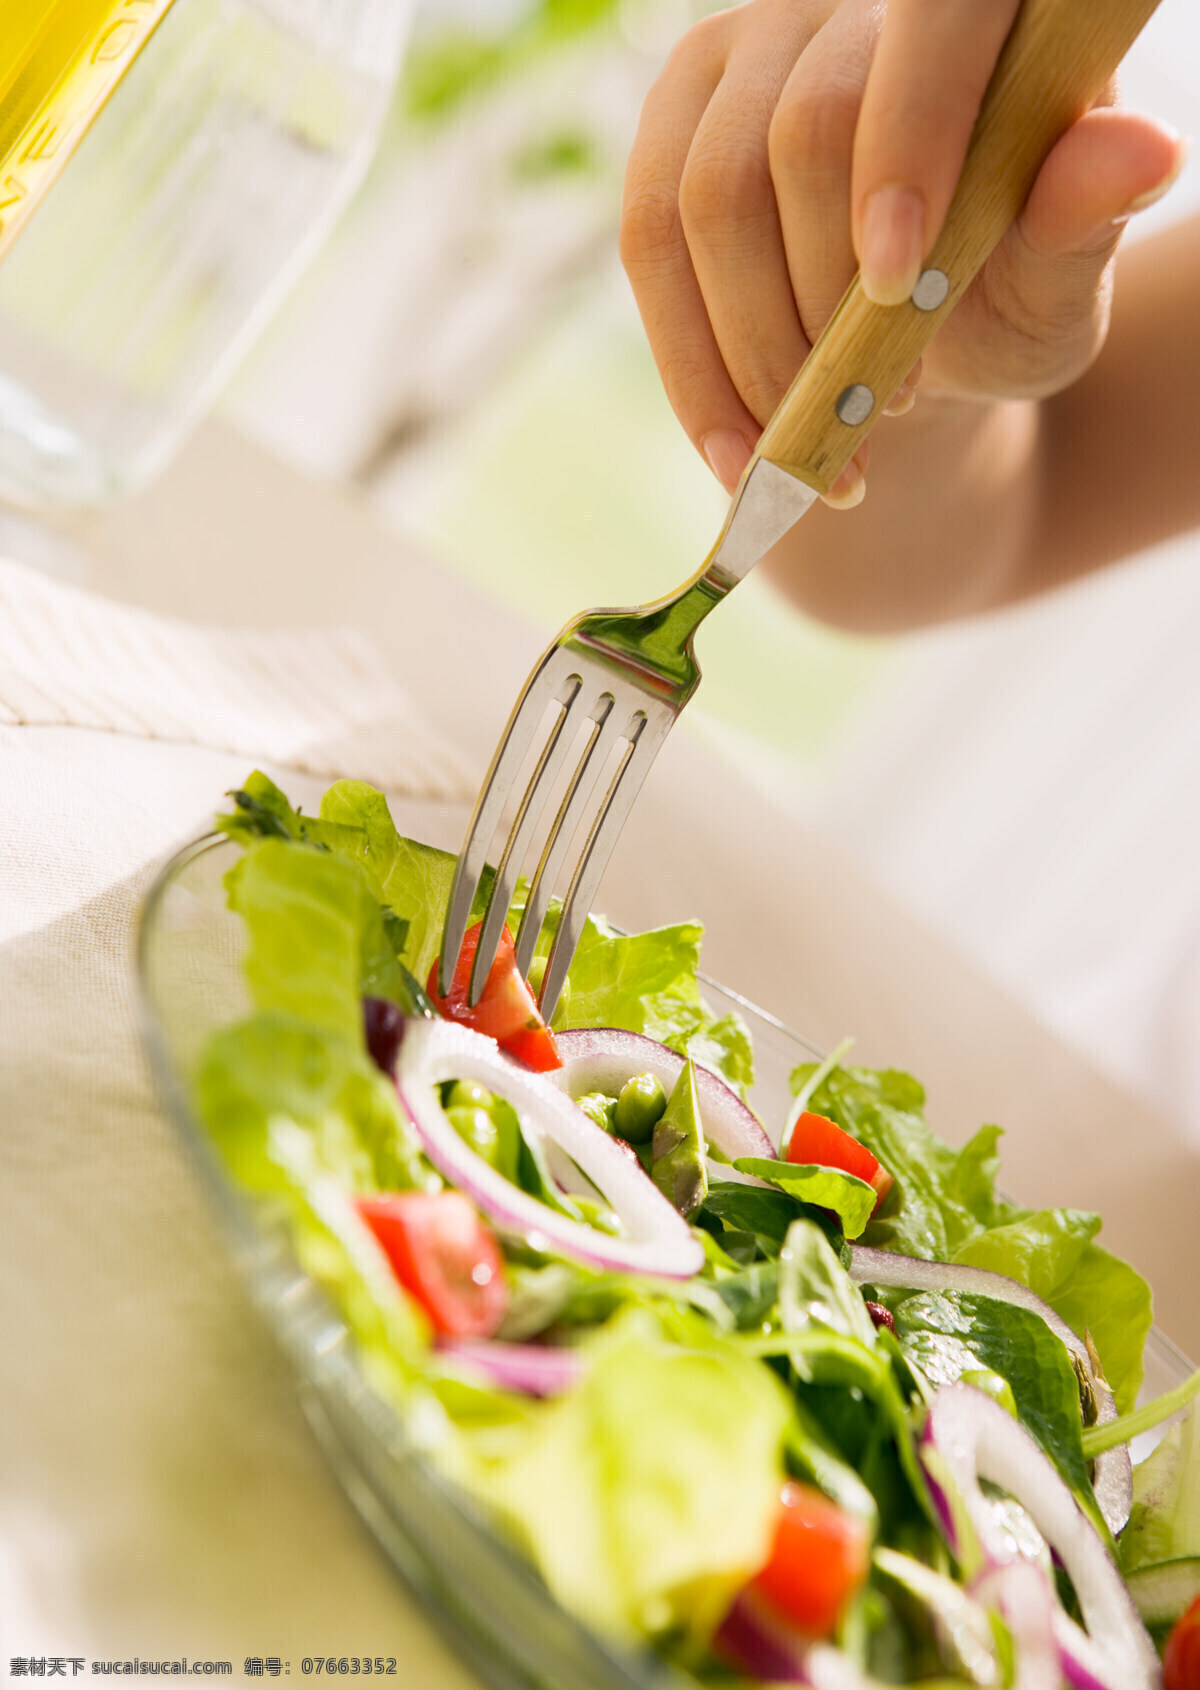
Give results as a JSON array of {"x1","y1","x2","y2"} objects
[
  {"x1": 1124, "y1": 134, "x2": 1190, "y2": 214},
  {"x1": 702, "y1": 428, "x2": 753, "y2": 493},
  {"x1": 883, "y1": 386, "x2": 916, "y2": 418},
  {"x1": 859, "y1": 184, "x2": 926, "y2": 306},
  {"x1": 823, "y1": 459, "x2": 866, "y2": 510},
  {"x1": 883, "y1": 356, "x2": 923, "y2": 416}
]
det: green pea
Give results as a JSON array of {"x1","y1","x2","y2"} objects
[
  {"x1": 447, "y1": 1104, "x2": 500, "y2": 1166},
  {"x1": 572, "y1": 1195, "x2": 622, "y2": 1236},
  {"x1": 615, "y1": 1072, "x2": 667, "y2": 1144},
  {"x1": 446, "y1": 1079, "x2": 493, "y2": 1113},
  {"x1": 574, "y1": 1092, "x2": 618, "y2": 1135}
]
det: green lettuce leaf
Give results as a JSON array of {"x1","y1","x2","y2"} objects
[
  {"x1": 950, "y1": 1207, "x2": 1099, "y2": 1292},
  {"x1": 477, "y1": 1307, "x2": 789, "y2": 1645},
  {"x1": 734, "y1": 1158, "x2": 877, "y2": 1241},
  {"x1": 197, "y1": 1011, "x2": 436, "y2": 1199},
  {"x1": 797, "y1": 1066, "x2": 1017, "y2": 1260},
  {"x1": 317, "y1": 779, "x2": 470, "y2": 986},
  {"x1": 1043, "y1": 1242, "x2": 1154, "y2": 1418},
  {"x1": 557, "y1": 912, "x2": 753, "y2": 1091},
  {"x1": 229, "y1": 839, "x2": 391, "y2": 1044},
  {"x1": 193, "y1": 1015, "x2": 436, "y2": 1402}
]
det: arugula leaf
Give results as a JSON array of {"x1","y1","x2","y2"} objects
[
  {"x1": 705, "y1": 1261, "x2": 780, "y2": 1331},
  {"x1": 735, "y1": 1158, "x2": 876, "y2": 1241},
  {"x1": 747, "y1": 1226, "x2": 935, "y2": 1539},
  {"x1": 885, "y1": 1290, "x2": 1098, "y2": 1519},
  {"x1": 786, "y1": 1403, "x2": 879, "y2": 1529},
  {"x1": 697, "y1": 1180, "x2": 847, "y2": 1264},
  {"x1": 219, "y1": 776, "x2": 303, "y2": 842},
  {"x1": 779, "y1": 1219, "x2": 878, "y2": 1350}
]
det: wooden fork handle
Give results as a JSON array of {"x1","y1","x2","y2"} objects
[{"x1": 753, "y1": 0, "x2": 1163, "y2": 495}]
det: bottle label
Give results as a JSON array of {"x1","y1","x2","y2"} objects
[{"x1": 0, "y1": 0, "x2": 178, "y2": 264}]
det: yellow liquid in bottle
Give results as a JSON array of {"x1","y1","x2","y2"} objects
[{"x1": 0, "y1": 0, "x2": 177, "y2": 264}]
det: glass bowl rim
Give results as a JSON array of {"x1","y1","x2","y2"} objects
[{"x1": 134, "y1": 828, "x2": 1197, "y2": 1689}]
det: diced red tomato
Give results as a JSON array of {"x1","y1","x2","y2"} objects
[
  {"x1": 357, "y1": 1190, "x2": 508, "y2": 1338},
  {"x1": 1166, "y1": 1595, "x2": 1200, "y2": 1690},
  {"x1": 787, "y1": 1110, "x2": 894, "y2": 1214},
  {"x1": 751, "y1": 1481, "x2": 871, "y2": 1638},
  {"x1": 427, "y1": 920, "x2": 561, "y2": 1072}
]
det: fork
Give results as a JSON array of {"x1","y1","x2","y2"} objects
[{"x1": 439, "y1": 0, "x2": 1160, "y2": 1021}]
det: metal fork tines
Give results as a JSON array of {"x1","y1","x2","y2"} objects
[
  {"x1": 438, "y1": 458, "x2": 818, "y2": 1022},
  {"x1": 439, "y1": 629, "x2": 677, "y2": 1021}
]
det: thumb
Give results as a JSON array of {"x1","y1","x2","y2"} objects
[
  {"x1": 982, "y1": 108, "x2": 1186, "y2": 381},
  {"x1": 1021, "y1": 106, "x2": 1187, "y2": 260}
]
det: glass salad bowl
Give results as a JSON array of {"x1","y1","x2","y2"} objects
[{"x1": 137, "y1": 831, "x2": 1196, "y2": 1690}]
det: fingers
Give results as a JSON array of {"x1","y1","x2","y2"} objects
[
  {"x1": 852, "y1": 0, "x2": 1022, "y2": 304},
  {"x1": 623, "y1": 0, "x2": 879, "y2": 496},
  {"x1": 621, "y1": 13, "x2": 760, "y2": 490},
  {"x1": 769, "y1": 0, "x2": 880, "y2": 344},
  {"x1": 678, "y1": 6, "x2": 820, "y2": 431}
]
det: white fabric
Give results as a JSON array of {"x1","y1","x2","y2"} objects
[
  {"x1": 0, "y1": 557, "x2": 473, "y2": 795},
  {"x1": 0, "y1": 557, "x2": 480, "y2": 1680}
]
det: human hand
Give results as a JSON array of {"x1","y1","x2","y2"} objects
[{"x1": 620, "y1": 0, "x2": 1186, "y2": 505}]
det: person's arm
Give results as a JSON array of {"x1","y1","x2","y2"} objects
[
  {"x1": 761, "y1": 213, "x2": 1200, "y2": 632},
  {"x1": 620, "y1": 0, "x2": 1192, "y2": 633}
]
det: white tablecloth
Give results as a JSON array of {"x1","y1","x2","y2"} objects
[{"x1": 0, "y1": 555, "x2": 481, "y2": 1677}]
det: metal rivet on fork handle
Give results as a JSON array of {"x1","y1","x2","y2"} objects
[
  {"x1": 911, "y1": 267, "x2": 950, "y2": 311},
  {"x1": 835, "y1": 384, "x2": 874, "y2": 426}
]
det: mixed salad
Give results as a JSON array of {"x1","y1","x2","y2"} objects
[{"x1": 197, "y1": 771, "x2": 1200, "y2": 1690}]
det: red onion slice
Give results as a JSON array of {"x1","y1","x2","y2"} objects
[
  {"x1": 394, "y1": 1018, "x2": 704, "y2": 1280},
  {"x1": 714, "y1": 1588, "x2": 809, "y2": 1684},
  {"x1": 550, "y1": 1027, "x2": 775, "y2": 1171},
  {"x1": 971, "y1": 1562, "x2": 1062, "y2": 1690},
  {"x1": 721, "y1": 1531, "x2": 1092, "y2": 1689},
  {"x1": 848, "y1": 1245, "x2": 1132, "y2": 1534},
  {"x1": 435, "y1": 1337, "x2": 584, "y2": 1397},
  {"x1": 922, "y1": 1386, "x2": 1160, "y2": 1690}
]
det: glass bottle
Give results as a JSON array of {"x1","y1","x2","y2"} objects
[{"x1": 0, "y1": 0, "x2": 413, "y2": 505}]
